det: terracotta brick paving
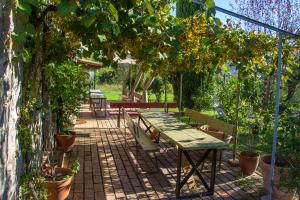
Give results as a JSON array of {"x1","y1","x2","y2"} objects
[{"x1": 63, "y1": 104, "x2": 267, "y2": 200}]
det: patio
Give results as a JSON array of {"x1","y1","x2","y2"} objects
[{"x1": 62, "y1": 104, "x2": 265, "y2": 200}]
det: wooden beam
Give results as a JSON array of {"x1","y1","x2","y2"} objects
[
  {"x1": 122, "y1": 66, "x2": 132, "y2": 96},
  {"x1": 131, "y1": 69, "x2": 144, "y2": 102},
  {"x1": 142, "y1": 77, "x2": 155, "y2": 102}
]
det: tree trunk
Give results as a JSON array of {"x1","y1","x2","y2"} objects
[{"x1": 0, "y1": 1, "x2": 23, "y2": 198}]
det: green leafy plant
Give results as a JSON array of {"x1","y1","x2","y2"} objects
[
  {"x1": 275, "y1": 103, "x2": 300, "y2": 192},
  {"x1": 149, "y1": 77, "x2": 164, "y2": 102},
  {"x1": 20, "y1": 169, "x2": 48, "y2": 200},
  {"x1": 45, "y1": 61, "x2": 89, "y2": 133},
  {"x1": 70, "y1": 160, "x2": 80, "y2": 174}
]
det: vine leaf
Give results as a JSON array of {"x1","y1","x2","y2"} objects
[
  {"x1": 23, "y1": 0, "x2": 38, "y2": 6},
  {"x1": 112, "y1": 22, "x2": 120, "y2": 36},
  {"x1": 98, "y1": 34, "x2": 107, "y2": 43},
  {"x1": 205, "y1": 0, "x2": 215, "y2": 9},
  {"x1": 57, "y1": 0, "x2": 77, "y2": 17},
  {"x1": 25, "y1": 23, "x2": 36, "y2": 35},
  {"x1": 109, "y1": 3, "x2": 119, "y2": 22},
  {"x1": 17, "y1": 2, "x2": 32, "y2": 15},
  {"x1": 11, "y1": 32, "x2": 26, "y2": 44},
  {"x1": 82, "y1": 16, "x2": 96, "y2": 28},
  {"x1": 144, "y1": 0, "x2": 154, "y2": 14}
]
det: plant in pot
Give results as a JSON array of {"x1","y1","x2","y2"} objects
[
  {"x1": 54, "y1": 114, "x2": 77, "y2": 152},
  {"x1": 42, "y1": 160, "x2": 80, "y2": 200},
  {"x1": 46, "y1": 62, "x2": 89, "y2": 152},
  {"x1": 238, "y1": 130, "x2": 260, "y2": 176},
  {"x1": 259, "y1": 104, "x2": 299, "y2": 200}
]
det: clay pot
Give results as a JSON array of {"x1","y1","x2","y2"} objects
[
  {"x1": 45, "y1": 167, "x2": 74, "y2": 200},
  {"x1": 239, "y1": 151, "x2": 260, "y2": 176},
  {"x1": 55, "y1": 131, "x2": 76, "y2": 152},
  {"x1": 259, "y1": 155, "x2": 296, "y2": 200}
]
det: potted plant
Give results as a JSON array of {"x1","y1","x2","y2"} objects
[
  {"x1": 46, "y1": 62, "x2": 89, "y2": 152},
  {"x1": 42, "y1": 160, "x2": 80, "y2": 200},
  {"x1": 238, "y1": 130, "x2": 260, "y2": 176},
  {"x1": 259, "y1": 105, "x2": 299, "y2": 200},
  {"x1": 55, "y1": 129, "x2": 76, "y2": 152}
]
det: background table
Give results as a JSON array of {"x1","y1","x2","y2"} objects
[{"x1": 90, "y1": 91, "x2": 107, "y2": 117}]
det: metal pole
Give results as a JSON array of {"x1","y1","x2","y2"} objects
[
  {"x1": 268, "y1": 33, "x2": 283, "y2": 200},
  {"x1": 233, "y1": 71, "x2": 240, "y2": 161},
  {"x1": 192, "y1": 0, "x2": 300, "y2": 38},
  {"x1": 179, "y1": 73, "x2": 183, "y2": 116},
  {"x1": 93, "y1": 69, "x2": 96, "y2": 89}
]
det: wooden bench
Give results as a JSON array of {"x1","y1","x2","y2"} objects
[
  {"x1": 185, "y1": 109, "x2": 234, "y2": 170},
  {"x1": 123, "y1": 109, "x2": 159, "y2": 152},
  {"x1": 123, "y1": 109, "x2": 159, "y2": 173},
  {"x1": 110, "y1": 102, "x2": 177, "y2": 127}
]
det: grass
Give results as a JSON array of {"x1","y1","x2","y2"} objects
[
  {"x1": 97, "y1": 84, "x2": 122, "y2": 100},
  {"x1": 96, "y1": 84, "x2": 174, "y2": 102}
]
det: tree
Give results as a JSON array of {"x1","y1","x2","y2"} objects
[
  {"x1": 232, "y1": 0, "x2": 300, "y2": 104},
  {"x1": 172, "y1": 0, "x2": 210, "y2": 109},
  {"x1": 232, "y1": 0, "x2": 300, "y2": 34}
]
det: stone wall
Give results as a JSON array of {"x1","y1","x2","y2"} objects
[{"x1": 0, "y1": 1, "x2": 23, "y2": 199}]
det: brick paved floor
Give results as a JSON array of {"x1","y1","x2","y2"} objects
[{"x1": 63, "y1": 104, "x2": 268, "y2": 200}]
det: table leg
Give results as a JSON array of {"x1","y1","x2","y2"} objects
[
  {"x1": 104, "y1": 99, "x2": 107, "y2": 117},
  {"x1": 117, "y1": 107, "x2": 121, "y2": 128},
  {"x1": 210, "y1": 149, "x2": 217, "y2": 194},
  {"x1": 175, "y1": 149, "x2": 217, "y2": 198},
  {"x1": 176, "y1": 148, "x2": 182, "y2": 198}
]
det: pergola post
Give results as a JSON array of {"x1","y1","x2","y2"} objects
[
  {"x1": 131, "y1": 69, "x2": 144, "y2": 102},
  {"x1": 179, "y1": 73, "x2": 183, "y2": 117},
  {"x1": 122, "y1": 66, "x2": 132, "y2": 96},
  {"x1": 142, "y1": 77, "x2": 155, "y2": 102},
  {"x1": 93, "y1": 69, "x2": 96, "y2": 89},
  {"x1": 268, "y1": 33, "x2": 283, "y2": 200}
]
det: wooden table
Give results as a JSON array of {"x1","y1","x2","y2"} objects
[
  {"x1": 89, "y1": 89, "x2": 102, "y2": 94},
  {"x1": 90, "y1": 92, "x2": 107, "y2": 117},
  {"x1": 138, "y1": 110, "x2": 228, "y2": 198}
]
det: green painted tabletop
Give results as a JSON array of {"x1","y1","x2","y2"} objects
[{"x1": 138, "y1": 109, "x2": 229, "y2": 150}]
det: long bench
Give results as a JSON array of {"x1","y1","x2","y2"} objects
[
  {"x1": 110, "y1": 102, "x2": 177, "y2": 127},
  {"x1": 123, "y1": 109, "x2": 159, "y2": 172},
  {"x1": 185, "y1": 109, "x2": 234, "y2": 170}
]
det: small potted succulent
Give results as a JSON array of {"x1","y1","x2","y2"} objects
[{"x1": 42, "y1": 160, "x2": 80, "y2": 200}]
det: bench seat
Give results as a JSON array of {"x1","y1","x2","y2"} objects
[
  {"x1": 134, "y1": 122, "x2": 159, "y2": 152},
  {"x1": 108, "y1": 111, "x2": 139, "y2": 116}
]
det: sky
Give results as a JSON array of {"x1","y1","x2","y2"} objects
[{"x1": 170, "y1": 0, "x2": 234, "y2": 23}]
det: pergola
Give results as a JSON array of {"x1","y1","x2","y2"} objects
[{"x1": 176, "y1": 1, "x2": 300, "y2": 199}]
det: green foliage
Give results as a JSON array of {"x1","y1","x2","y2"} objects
[
  {"x1": 11, "y1": 0, "x2": 300, "y2": 195},
  {"x1": 149, "y1": 77, "x2": 164, "y2": 102},
  {"x1": 57, "y1": 0, "x2": 77, "y2": 17},
  {"x1": 96, "y1": 67, "x2": 116, "y2": 84},
  {"x1": 17, "y1": 98, "x2": 42, "y2": 155},
  {"x1": 45, "y1": 61, "x2": 89, "y2": 132},
  {"x1": 20, "y1": 170, "x2": 47, "y2": 200},
  {"x1": 264, "y1": 103, "x2": 300, "y2": 191},
  {"x1": 70, "y1": 160, "x2": 80, "y2": 174}
]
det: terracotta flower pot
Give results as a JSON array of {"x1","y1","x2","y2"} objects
[
  {"x1": 45, "y1": 167, "x2": 74, "y2": 200},
  {"x1": 259, "y1": 155, "x2": 296, "y2": 200},
  {"x1": 55, "y1": 131, "x2": 76, "y2": 152},
  {"x1": 239, "y1": 151, "x2": 260, "y2": 176}
]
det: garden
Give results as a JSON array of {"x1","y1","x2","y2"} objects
[{"x1": 0, "y1": 0, "x2": 299, "y2": 199}]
